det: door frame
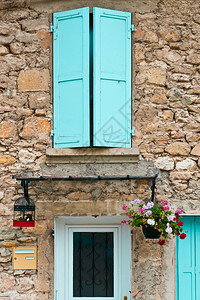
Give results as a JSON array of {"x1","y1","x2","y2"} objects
[
  {"x1": 54, "y1": 216, "x2": 131, "y2": 300},
  {"x1": 176, "y1": 214, "x2": 200, "y2": 300}
]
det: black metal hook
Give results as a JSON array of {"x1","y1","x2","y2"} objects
[
  {"x1": 150, "y1": 174, "x2": 158, "y2": 202},
  {"x1": 21, "y1": 180, "x2": 30, "y2": 204}
]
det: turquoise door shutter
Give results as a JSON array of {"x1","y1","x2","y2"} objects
[
  {"x1": 177, "y1": 217, "x2": 195, "y2": 300},
  {"x1": 195, "y1": 217, "x2": 200, "y2": 299},
  {"x1": 53, "y1": 8, "x2": 90, "y2": 148},
  {"x1": 93, "y1": 8, "x2": 132, "y2": 147}
]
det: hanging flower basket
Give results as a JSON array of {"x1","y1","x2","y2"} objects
[
  {"x1": 121, "y1": 199, "x2": 187, "y2": 245},
  {"x1": 142, "y1": 225, "x2": 161, "y2": 239}
]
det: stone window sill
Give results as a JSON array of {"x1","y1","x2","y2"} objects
[{"x1": 46, "y1": 146, "x2": 139, "y2": 164}]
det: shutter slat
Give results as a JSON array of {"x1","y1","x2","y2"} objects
[
  {"x1": 93, "y1": 8, "x2": 132, "y2": 147},
  {"x1": 53, "y1": 8, "x2": 90, "y2": 148}
]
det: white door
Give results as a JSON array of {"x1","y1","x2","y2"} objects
[{"x1": 55, "y1": 216, "x2": 131, "y2": 300}]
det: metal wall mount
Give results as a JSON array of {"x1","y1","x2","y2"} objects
[{"x1": 13, "y1": 174, "x2": 158, "y2": 202}]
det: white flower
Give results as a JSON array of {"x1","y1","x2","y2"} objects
[
  {"x1": 147, "y1": 219, "x2": 155, "y2": 226},
  {"x1": 145, "y1": 210, "x2": 152, "y2": 217},
  {"x1": 129, "y1": 201, "x2": 135, "y2": 205},
  {"x1": 167, "y1": 215, "x2": 174, "y2": 221},
  {"x1": 147, "y1": 201, "x2": 154, "y2": 209},
  {"x1": 166, "y1": 226, "x2": 172, "y2": 234},
  {"x1": 134, "y1": 199, "x2": 141, "y2": 204},
  {"x1": 165, "y1": 222, "x2": 172, "y2": 234}
]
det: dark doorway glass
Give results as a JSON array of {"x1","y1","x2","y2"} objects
[{"x1": 73, "y1": 232, "x2": 114, "y2": 297}]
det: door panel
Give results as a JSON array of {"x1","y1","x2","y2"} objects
[{"x1": 55, "y1": 216, "x2": 131, "y2": 300}]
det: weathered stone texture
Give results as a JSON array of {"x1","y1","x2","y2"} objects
[
  {"x1": 0, "y1": 122, "x2": 16, "y2": 138},
  {"x1": 0, "y1": 0, "x2": 199, "y2": 300},
  {"x1": 17, "y1": 69, "x2": 50, "y2": 91},
  {"x1": 136, "y1": 66, "x2": 166, "y2": 86},
  {"x1": 0, "y1": 155, "x2": 16, "y2": 165},
  {"x1": 155, "y1": 157, "x2": 174, "y2": 171},
  {"x1": 191, "y1": 143, "x2": 200, "y2": 156},
  {"x1": 165, "y1": 142, "x2": 191, "y2": 156}
]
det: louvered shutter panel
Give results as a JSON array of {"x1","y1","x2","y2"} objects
[
  {"x1": 195, "y1": 217, "x2": 200, "y2": 299},
  {"x1": 53, "y1": 8, "x2": 90, "y2": 148},
  {"x1": 177, "y1": 217, "x2": 195, "y2": 300},
  {"x1": 93, "y1": 8, "x2": 132, "y2": 147}
]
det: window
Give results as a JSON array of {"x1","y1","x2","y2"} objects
[{"x1": 52, "y1": 7, "x2": 132, "y2": 148}]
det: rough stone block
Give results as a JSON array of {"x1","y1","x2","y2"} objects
[
  {"x1": 155, "y1": 49, "x2": 182, "y2": 63},
  {"x1": 155, "y1": 157, "x2": 174, "y2": 171},
  {"x1": 0, "y1": 35, "x2": 14, "y2": 45},
  {"x1": 191, "y1": 143, "x2": 200, "y2": 156},
  {"x1": 136, "y1": 106, "x2": 158, "y2": 133},
  {"x1": 15, "y1": 31, "x2": 37, "y2": 43},
  {"x1": 136, "y1": 66, "x2": 166, "y2": 86},
  {"x1": 0, "y1": 21, "x2": 20, "y2": 35},
  {"x1": 21, "y1": 18, "x2": 49, "y2": 31},
  {"x1": 37, "y1": 29, "x2": 50, "y2": 49},
  {"x1": 0, "y1": 55, "x2": 26, "y2": 73},
  {"x1": 20, "y1": 117, "x2": 51, "y2": 141},
  {"x1": 19, "y1": 150, "x2": 36, "y2": 164},
  {"x1": 18, "y1": 69, "x2": 49, "y2": 91},
  {"x1": 176, "y1": 158, "x2": 196, "y2": 171},
  {"x1": 29, "y1": 92, "x2": 50, "y2": 109},
  {"x1": 0, "y1": 122, "x2": 16, "y2": 138},
  {"x1": 143, "y1": 30, "x2": 158, "y2": 43},
  {"x1": 9, "y1": 42, "x2": 23, "y2": 54},
  {"x1": 0, "y1": 46, "x2": 9, "y2": 55},
  {"x1": 2, "y1": 241, "x2": 19, "y2": 247},
  {"x1": 187, "y1": 52, "x2": 200, "y2": 65},
  {"x1": 157, "y1": 28, "x2": 181, "y2": 42},
  {"x1": 151, "y1": 90, "x2": 167, "y2": 104},
  {"x1": 0, "y1": 155, "x2": 16, "y2": 165},
  {"x1": 169, "y1": 172, "x2": 193, "y2": 181},
  {"x1": 165, "y1": 142, "x2": 191, "y2": 156}
]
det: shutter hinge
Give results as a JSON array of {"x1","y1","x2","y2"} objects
[
  {"x1": 131, "y1": 127, "x2": 135, "y2": 137},
  {"x1": 50, "y1": 130, "x2": 55, "y2": 138},
  {"x1": 131, "y1": 24, "x2": 136, "y2": 32},
  {"x1": 49, "y1": 23, "x2": 55, "y2": 33}
]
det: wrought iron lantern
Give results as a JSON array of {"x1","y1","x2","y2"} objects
[{"x1": 13, "y1": 180, "x2": 35, "y2": 227}]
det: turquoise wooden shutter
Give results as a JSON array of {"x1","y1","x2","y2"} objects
[
  {"x1": 177, "y1": 217, "x2": 195, "y2": 300},
  {"x1": 93, "y1": 8, "x2": 132, "y2": 147},
  {"x1": 53, "y1": 8, "x2": 90, "y2": 148},
  {"x1": 195, "y1": 217, "x2": 200, "y2": 299}
]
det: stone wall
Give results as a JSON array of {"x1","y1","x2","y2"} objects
[{"x1": 0, "y1": 0, "x2": 199, "y2": 299}]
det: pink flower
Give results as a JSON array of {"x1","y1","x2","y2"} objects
[
  {"x1": 162, "y1": 205, "x2": 169, "y2": 211},
  {"x1": 161, "y1": 201, "x2": 168, "y2": 206},
  {"x1": 128, "y1": 214, "x2": 133, "y2": 218},
  {"x1": 176, "y1": 209, "x2": 182, "y2": 215},
  {"x1": 139, "y1": 207, "x2": 145, "y2": 213},
  {"x1": 126, "y1": 221, "x2": 129, "y2": 225},
  {"x1": 122, "y1": 205, "x2": 128, "y2": 211}
]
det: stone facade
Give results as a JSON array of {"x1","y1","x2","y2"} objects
[{"x1": 0, "y1": 0, "x2": 199, "y2": 299}]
